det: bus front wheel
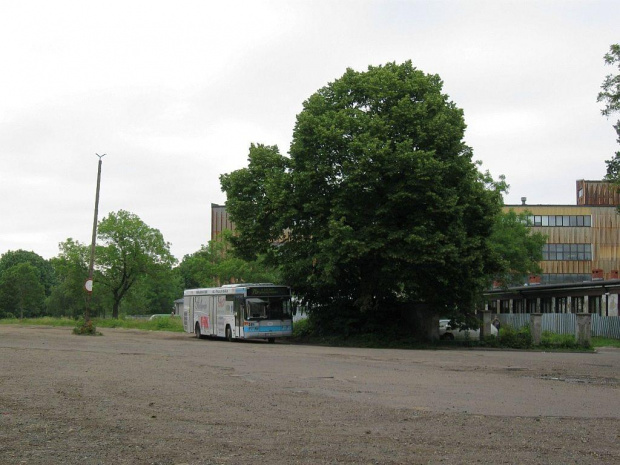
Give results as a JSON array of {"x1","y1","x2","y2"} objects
[
  {"x1": 226, "y1": 326, "x2": 233, "y2": 342},
  {"x1": 267, "y1": 337, "x2": 275, "y2": 344}
]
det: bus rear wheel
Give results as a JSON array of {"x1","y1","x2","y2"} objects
[
  {"x1": 195, "y1": 323, "x2": 203, "y2": 339},
  {"x1": 267, "y1": 337, "x2": 275, "y2": 344},
  {"x1": 226, "y1": 326, "x2": 232, "y2": 342}
]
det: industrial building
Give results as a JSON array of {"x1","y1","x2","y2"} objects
[
  {"x1": 486, "y1": 180, "x2": 620, "y2": 316},
  {"x1": 211, "y1": 203, "x2": 234, "y2": 241}
]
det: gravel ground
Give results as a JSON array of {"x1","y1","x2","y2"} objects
[{"x1": 1, "y1": 325, "x2": 619, "y2": 464}]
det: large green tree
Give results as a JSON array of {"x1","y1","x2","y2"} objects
[
  {"x1": 222, "y1": 61, "x2": 510, "y2": 333},
  {"x1": 95, "y1": 210, "x2": 176, "y2": 318},
  {"x1": 598, "y1": 44, "x2": 620, "y2": 183}
]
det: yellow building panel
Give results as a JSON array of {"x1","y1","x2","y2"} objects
[
  {"x1": 537, "y1": 228, "x2": 592, "y2": 243},
  {"x1": 597, "y1": 246, "x2": 620, "y2": 261},
  {"x1": 541, "y1": 261, "x2": 590, "y2": 274},
  {"x1": 505, "y1": 206, "x2": 592, "y2": 215}
]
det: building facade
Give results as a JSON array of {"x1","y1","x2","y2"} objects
[
  {"x1": 486, "y1": 180, "x2": 620, "y2": 316},
  {"x1": 211, "y1": 203, "x2": 234, "y2": 242},
  {"x1": 505, "y1": 180, "x2": 620, "y2": 285}
]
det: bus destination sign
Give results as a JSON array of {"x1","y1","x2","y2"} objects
[{"x1": 247, "y1": 286, "x2": 290, "y2": 297}]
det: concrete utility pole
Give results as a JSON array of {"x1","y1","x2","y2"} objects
[{"x1": 85, "y1": 153, "x2": 105, "y2": 323}]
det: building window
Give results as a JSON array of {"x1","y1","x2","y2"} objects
[
  {"x1": 527, "y1": 215, "x2": 591, "y2": 227},
  {"x1": 542, "y1": 244, "x2": 592, "y2": 261}
]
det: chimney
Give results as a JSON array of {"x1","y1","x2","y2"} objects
[{"x1": 521, "y1": 197, "x2": 527, "y2": 205}]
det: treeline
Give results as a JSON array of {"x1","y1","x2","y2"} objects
[{"x1": 0, "y1": 213, "x2": 279, "y2": 320}]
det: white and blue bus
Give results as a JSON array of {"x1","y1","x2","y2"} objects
[{"x1": 183, "y1": 283, "x2": 293, "y2": 343}]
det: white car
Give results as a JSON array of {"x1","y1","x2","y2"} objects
[{"x1": 439, "y1": 319, "x2": 498, "y2": 341}]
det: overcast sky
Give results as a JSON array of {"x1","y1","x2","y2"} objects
[{"x1": 1, "y1": 0, "x2": 618, "y2": 261}]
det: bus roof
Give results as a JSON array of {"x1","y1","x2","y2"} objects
[{"x1": 184, "y1": 284, "x2": 290, "y2": 297}]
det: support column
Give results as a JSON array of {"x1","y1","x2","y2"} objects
[
  {"x1": 509, "y1": 299, "x2": 513, "y2": 314},
  {"x1": 530, "y1": 313, "x2": 542, "y2": 346},
  {"x1": 481, "y1": 310, "x2": 492, "y2": 339},
  {"x1": 576, "y1": 313, "x2": 592, "y2": 346}
]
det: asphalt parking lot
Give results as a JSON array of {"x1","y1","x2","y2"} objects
[{"x1": 1, "y1": 325, "x2": 619, "y2": 464}]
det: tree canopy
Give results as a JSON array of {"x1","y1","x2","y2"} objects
[
  {"x1": 222, "y1": 61, "x2": 521, "y2": 333},
  {"x1": 598, "y1": 44, "x2": 620, "y2": 183}
]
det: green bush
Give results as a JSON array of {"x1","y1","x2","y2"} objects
[
  {"x1": 292, "y1": 318, "x2": 312, "y2": 338},
  {"x1": 498, "y1": 324, "x2": 532, "y2": 349}
]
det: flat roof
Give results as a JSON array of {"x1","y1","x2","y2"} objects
[{"x1": 485, "y1": 279, "x2": 620, "y2": 297}]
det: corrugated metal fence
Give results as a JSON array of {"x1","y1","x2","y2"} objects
[
  {"x1": 498, "y1": 314, "x2": 620, "y2": 339},
  {"x1": 592, "y1": 315, "x2": 620, "y2": 338}
]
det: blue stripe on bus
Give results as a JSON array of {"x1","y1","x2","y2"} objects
[{"x1": 245, "y1": 326, "x2": 290, "y2": 332}]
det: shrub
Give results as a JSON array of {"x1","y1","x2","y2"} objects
[
  {"x1": 73, "y1": 320, "x2": 101, "y2": 336},
  {"x1": 498, "y1": 324, "x2": 532, "y2": 349}
]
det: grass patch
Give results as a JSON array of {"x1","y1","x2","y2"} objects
[
  {"x1": 0, "y1": 316, "x2": 77, "y2": 327},
  {"x1": 592, "y1": 337, "x2": 620, "y2": 348},
  {"x1": 540, "y1": 331, "x2": 589, "y2": 350},
  {"x1": 0, "y1": 316, "x2": 184, "y2": 333}
]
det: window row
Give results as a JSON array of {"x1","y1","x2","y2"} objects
[
  {"x1": 527, "y1": 215, "x2": 591, "y2": 227},
  {"x1": 540, "y1": 273, "x2": 592, "y2": 284},
  {"x1": 495, "y1": 294, "x2": 603, "y2": 314},
  {"x1": 542, "y1": 244, "x2": 592, "y2": 261}
]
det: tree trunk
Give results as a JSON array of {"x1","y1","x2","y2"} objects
[{"x1": 112, "y1": 300, "x2": 120, "y2": 319}]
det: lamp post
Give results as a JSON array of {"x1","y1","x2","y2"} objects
[{"x1": 85, "y1": 153, "x2": 105, "y2": 323}]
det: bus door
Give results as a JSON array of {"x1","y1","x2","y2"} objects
[
  {"x1": 183, "y1": 296, "x2": 193, "y2": 333},
  {"x1": 234, "y1": 296, "x2": 244, "y2": 338}
]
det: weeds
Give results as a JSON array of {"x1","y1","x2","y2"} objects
[{"x1": 73, "y1": 320, "x2": 102, "y2": 336}]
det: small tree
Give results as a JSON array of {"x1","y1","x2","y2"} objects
[
  {"x1": 488, "y1": 210, "x2": 547, "y2": 287},
  {"x1": 95, "y1": 210, "x2": 177, "y2": 318},
  {"x1": 47, "y1": 239, "x2": 94, "y2": 319}
]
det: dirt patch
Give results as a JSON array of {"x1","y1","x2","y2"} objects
[{"x1": 1, "y1": 325, "x2": 619, "y2": 464}]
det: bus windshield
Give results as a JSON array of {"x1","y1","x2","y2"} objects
[{"x1": 245, "y1": 297, "x2": 292, "y2": 320}]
